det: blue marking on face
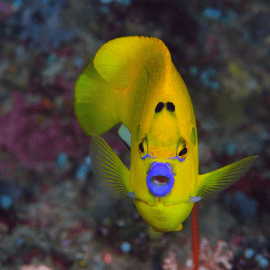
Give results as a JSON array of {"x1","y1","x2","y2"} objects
[
  {"x1": 172, "y1": 156, "x2": 186, "y2": 162},
  {"x1": 166, "y1": 156, "x2": 186, "y2": 161},
  {"x1": 141, "y1": 154, "x2": 152, "y2": 160},
  {"x1": 146, "y1": 162, "x2": 176, "y2": 197}
]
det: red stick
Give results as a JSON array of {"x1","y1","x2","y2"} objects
[{"x1": 191, "y1": 202, "x2": 199, "y2": 270}]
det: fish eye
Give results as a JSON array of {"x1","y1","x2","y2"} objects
[
  {"x1": 177, "y1": 139, "x2": 187, "y2": 161},
  {"x1": 139, "y1": 137, "x2": 148, "y2": 158},
  {"x1": 178, "y1": 146, "x2": 187, "y2": 156},
  {"x1": 139, "y1": 142, "x2": 144, "y2": 153}
]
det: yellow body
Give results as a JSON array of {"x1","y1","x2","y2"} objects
[{"x1": 74, "y1": 36, "x2": 258, "y2": 232}]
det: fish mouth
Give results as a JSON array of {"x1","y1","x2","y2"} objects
[
  {"x1": 151, "y1": 175, "x2": 169, "y2": 185},
  {"x1": 147, "y1": 162, "x2": 175, "y2": 197}
]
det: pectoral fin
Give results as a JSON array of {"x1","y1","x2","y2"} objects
[
  {"x1": 90, "y1": 134, "x2": 132, "y2": 198},
  {"x1": 197, "y1": 156, "x2": 258, "y2": 199}
]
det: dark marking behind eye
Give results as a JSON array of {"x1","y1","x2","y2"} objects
[
  {"x1": 191, "y1": 127, "x2": 196, "y2": 146},
  {"x1": 179, "y1": 146, "x2": 187, "y2": 156},
  {"x1": 155, "y1": 102, "x2": 164, "y2": 113},
  {"x1": 139, "y1": 142, "x2": 144, "y2": 153},
  {"x1": 166, "y1": 102, "x2": 175, "y2": 112}
]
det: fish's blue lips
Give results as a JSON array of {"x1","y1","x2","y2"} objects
[{"x1": 147, "y1": 162, "x2": 175, "y2": 197}]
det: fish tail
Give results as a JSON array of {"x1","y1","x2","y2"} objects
[{"x1": 74, "y1": 59, "x2": 121, "y2": 136}]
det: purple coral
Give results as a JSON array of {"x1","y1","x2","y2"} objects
[{"x1": 0, "y1": 91, "x2": 87, "y2": 170}]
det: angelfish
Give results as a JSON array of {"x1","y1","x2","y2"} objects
[{"x1": 74, "y1": 36, "x2": 258, "y2": 233}]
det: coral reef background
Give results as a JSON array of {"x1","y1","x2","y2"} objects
[{"x1": 0, "y1": 0, "x2": 270, "y2": 269}]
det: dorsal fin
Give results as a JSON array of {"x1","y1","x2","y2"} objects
[
  {"x1": 74, "y1": 59, "x2": 120, "y2": 135},
  {"x1": 94, "y1": 36, "x2": 171, "y2": 89},
  {"x1": 74, "y1": 36, "x2": 172, "y2": 136}
]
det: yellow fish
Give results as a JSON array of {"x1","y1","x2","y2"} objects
[{"x1": 74, "y1": 36, "x2": 258, "y2": 232}]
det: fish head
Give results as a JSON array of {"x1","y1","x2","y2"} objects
[{"x1": 130, "y1": 104, "x2": 199, "y2": 230}]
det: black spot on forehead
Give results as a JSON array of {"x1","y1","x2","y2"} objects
[
  {"x1": 155, "y1": 102, "x2": 164, "y2": 113},
  {"x1": 166, "y1": 102, "x2": 175, "y2": 112}
]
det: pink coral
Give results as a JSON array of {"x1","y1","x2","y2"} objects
[
  {"x1": 0, "y1": 2, "x2": 13, "y2": 21},
  {"x1": 103, "y1": 251, "x2": 114, "y2": 264},
  {"x1": 162, "y1": 250, "x2": 180, "y2": 270},
  {"x1": 162, "y1": 238, "x2": 233, "y2": 270},
  {"x1": 20, "y1": 265, "x2": 52, "y2": 270}
]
